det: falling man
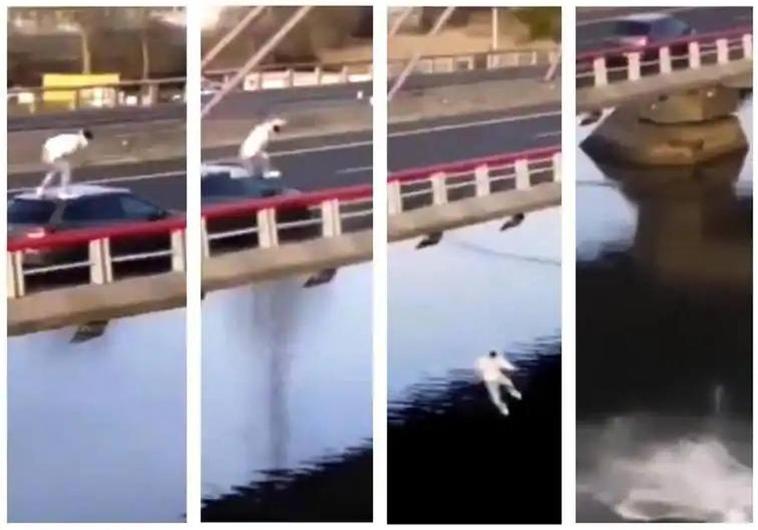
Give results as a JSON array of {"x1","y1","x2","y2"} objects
[{"x1": 475, "y1": 350, "x2": 522, "y2": 416}]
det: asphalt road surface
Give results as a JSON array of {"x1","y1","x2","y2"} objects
[
  {"x1": 577, "y1": 6, "x2": 752, "y2": 53},
  {"x1": 8, "y1": 102, "x2": 559, "y2": 213}
]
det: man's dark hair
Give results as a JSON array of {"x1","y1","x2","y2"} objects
[
  {"x1": 81, "y1": 129, "x2": 94, "y2": 140},
  {"x1": 272, "y1": 124, "x2": 281, "y2": 133},
  {"x1": 489, "y1": 350, "x2": 497, "y2": 358}
]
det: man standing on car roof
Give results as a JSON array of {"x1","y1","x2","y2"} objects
[
  {"x1": 239, "y1": 117, "x2": 286, "y2": 179},
  {"x1": 475, "y1": 350, "x2": 522, "y2": 416},
  {"x1": 37, "y1": 128, "x2": 93, "y2": 197}
]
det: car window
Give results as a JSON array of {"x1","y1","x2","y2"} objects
[
  {"x1": 202, "y1": 175, "x2": 244, "y2": 197},
  {"x1": 62, "y1": 195, "x2": 125, "y2": 222},
  {"x1": 120, "y1": 196, "x2": 163, "y2": 219},
  {"x1": 615, "y1": 20, "x2": 651, "y2": 37},
  {"x1": 8, "y1": 198, "x2": 56, "y2": 224}
]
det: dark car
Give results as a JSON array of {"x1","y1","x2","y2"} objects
[
  {"x1": 201, "y1": 163, "x2": 315, "y2": 252},
  {"x1": 8, "y1": 184, "x2": 175, "y2": 271},
  {"x1": 604, "y1": 14, "x2": 695, "y2": 68}
]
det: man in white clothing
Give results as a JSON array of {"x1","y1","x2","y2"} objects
[
  {"x1": 238, "y1": 117, "x2": 286, "y2": 178},
  {"x1": 475, "y1": 350, "x2": 522, "y2": 416},
  {"x1": 38, "y1": 128, "x2": 93, "y2": 197}
]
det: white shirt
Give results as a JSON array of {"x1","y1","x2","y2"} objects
[
  {"x1": 238, "y1": 118, "x2": 285, "y2": 160},
  {"x1": 42, "y1": 132, "x2": 89, "y2": 164},
  {"x1": 475, "y1": 353, "x2": 517, "y2": 382}
]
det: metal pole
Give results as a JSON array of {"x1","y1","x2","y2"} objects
[
  {"x1": 388, "y1": 6, "x2": 455, "y2": 100},
  {"x1": 389, "y1": 7, "x2": 414, "y2": 37},
  {"x1": 201, "y1": 6, "x2": 313, "y2": 118},
  {"x1": 201, "y1": 6, "x2": 266, "y2": 70},
  {"x1": 492, "y1": 7, "x2": 499, "y2": 50}
]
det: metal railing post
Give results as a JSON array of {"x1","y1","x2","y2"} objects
[
  {"x1": 552, "y1": 152, "x2": 562, "y2": 182},
  {"x1": 627, "y1": 52, "x2": 641, "y2": 80},
  {"x1": 431, "y1": 172, "x2": 448, "y2": 205},
  {"x1": 388, "y1": 181, "x2": 403, "y2": 214},
  {"x1": 688, "y1": 41, "x2": 701, "y2": 69},
  {"x1": 474, "y1": 165, "x2": 490, "y2": 197},
  {"x1": 257, "y1": 208, "x2": 279, "y2": 248},
  {"x1": 659, "y1": 46, "x2": 672, "y2": 74},
  {"x1": 515, "y1": 159, "x2": 530, "y2": 190},
  {"x1": 743, "y1": 34, "x2": 753, "y2": 59},
  {"x1": 89, "y1": 238, "x2": 113, "y2": 285},
  {"x1": 592, "y1": 57, "x2": 608, "y2": 86},
  {"x1": 171, "y1": 229, "x2": 186, "y2": 272},
  {"x1": 716, "y1": 38, "x2": 729, "y2": 64},
  {"x1": 8, "y1": 251, "x2": 24, "y2": 298},
  {"x1": 201, "y1": 218, "x2": 211, "y2": 258}
]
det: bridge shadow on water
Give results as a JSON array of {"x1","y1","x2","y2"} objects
[
  {"x1": 201, "y1": 443, "x2": 373, "y2": 522},
  {"x1": 388, "y1": 342, "x2": 561, "y2": 524}
]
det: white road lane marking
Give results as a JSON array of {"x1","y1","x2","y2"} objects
[
  {"x1": 336, "y1": 166, "x2": 373, "y2": 174},
  {"x1": 534, "y1": 130, "x2": 561, "y2": 139},
  {"x1": 7, "y1": 169, "x2": 187, "y2": 193}
]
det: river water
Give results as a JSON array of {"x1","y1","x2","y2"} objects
[
  {"x1": 7, "y1": 308, "x2": 186, "y2": 522},
  {"x1": 576, "y1": 99, "x2": 753, "y2": 522},
  {"x1": 388, "y1": 211, "x2": 562, "y2": 523},
  {"x1": 201, "y1": 263, "x2": 372, "y2": 522}
]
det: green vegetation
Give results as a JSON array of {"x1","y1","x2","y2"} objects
[{"x1": 513, "y1": 7, "x2": 561, "y2": 43}]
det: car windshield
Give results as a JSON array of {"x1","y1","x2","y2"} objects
[
  {"x1": 615, "y1": 20, "x2": 652, "y2": 36},
  {"x1": 8, "y1": 198, "x2": 56, "y2": 224}
]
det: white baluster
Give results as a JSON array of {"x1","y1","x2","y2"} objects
[
  {"x1": 171, "y1": 229, "x2": 186, "y2": 272},
  {"x1": 8, "y1": 251, "x2": 24, "y2": 298},
  {"x1": 515, "y1": 159, "x2": 530, "y2": 190},
  {"x1": 592, "y1": 57, "x2": 608, "y2": 87},
  {"x1": 626, "y1": 52, "x2": 641, "y2": 81},
  {"x1": 257, "y1": 208, "x2": 279, "y2": 248},
  {"x1": 552, "y1": 152, "x2": 562, "y2": 182},
  {"x1": 89, "y1": 238, "x2": 113, "y2": 285},
  {"x1": 201, "y1": 217, "x2": 210, "y2": 258},
  {"x1": 388, "y1": 180, "x2": 403, "y2": 214},
  {"x1": 659, "y1": 46, "x2": 672, "y2": 74},
  {"x1": 321, "y1": 199, "x2": 342, "y2": 237},
  {"x1": 716, "y1": 38, "x2": 729, "y2": 64},
  {"x1": 475, "y1": 165, "x2": 490, "y2": 197},
  {"x1": 688, "y1": 41, "x2": 701, "y2": 69},
  {"x1": 431, "y1": 172, "x2": 448, "y2": 205},
  {"x1": 742, "y1": 34, "x2": 752, "y2": 59}
]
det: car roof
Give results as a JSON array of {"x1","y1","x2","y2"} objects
[
  {"x1": 15, "y1": 184, "x2": 130, "y2": 201},
  {"x1": 201, "y1": 163, "x2": 251, "y2": 179},
  {"x1": 617, "y1": 13, "x2": 676, "y2": 24}
]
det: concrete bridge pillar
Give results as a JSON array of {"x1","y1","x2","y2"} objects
[{"x1": 638, "y1": 85, "x2": 740, "y2": 124}]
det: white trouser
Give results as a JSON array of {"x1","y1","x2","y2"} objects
[
  {"x1": 484, "y1": 374, "x2": 521, "y2": 415},
  {"x1": 39, "y1": 159, "x2": 71, "y2": 193},
  {"x1": 241, "y1": 151, "x2": 276, "y2": 178}
]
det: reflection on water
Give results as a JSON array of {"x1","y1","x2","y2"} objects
[
  {"x1": 8, "y1": 309, "x2": 186, "y2": 522},
  {"x1": 388, "y1": 215, "x2": 561, "y2": 523},
  {"x1": 201, "y1": 264, "x2": 371, "y2": 521},
  {"x1": 576, "y1": 99, "x2": 752, "y2": 522}
]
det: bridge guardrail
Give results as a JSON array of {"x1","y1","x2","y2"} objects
[
  {"x1": 8, "y1": 217, "x2": 186, "y2": 299},
  {"x1": 389, "y1": 48, "x2": 559, "y2": 78},
  {"x1": 388, "y1": 146, "x2": 561, "y2": 215},
  {"x1": 577, "y1": 27, "x2": 753, "y2": 90},
  {"x1": 8, "y1": 77, "x2": 187, "y2": 117},
  {"x1": 201, "y1": 185, "x2": 373, "y2": 258}
]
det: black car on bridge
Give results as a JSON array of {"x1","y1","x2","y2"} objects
[{"x1": 201, "y1": 163, "x2": 314, "y2": 253}]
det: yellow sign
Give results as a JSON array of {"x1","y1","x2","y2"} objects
[{"x1": 42, "y1": 73, "x2": 120, "y2": 108}]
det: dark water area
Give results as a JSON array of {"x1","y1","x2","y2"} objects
[
  {"x1": 202, "y1": 444, "x2": 372, "y2": 522},
  {"x1": 389, "y1": 344, "x2": 561, "y2": 524},
  {"x1": 576, "y1": 100, "x2": 752, "y2": 522}
]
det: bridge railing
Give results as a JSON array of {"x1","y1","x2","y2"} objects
[
  {"x1": 388, "y1": 48, "x2": 559, "y2": 78},
  {"x1": 7, "y1": 217, "x2": 186, "y2": 299},
  {"x1": 202, "y1": 185, "x2": 373, "y2": 258},
  {"x1": 577, "y1": 27, "x2": 753, "y2": 89},
  {"x1": 204, "y1": 59, "x2": 373, "y2": 92},
  {"x1": 388, "y1": 146, "x2": 561, "y2": 214},
  {"x1": 8, "y1": 77, "x2": 187, "y2": 116}
]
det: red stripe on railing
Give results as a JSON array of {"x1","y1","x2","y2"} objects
[
  {"x1": 389, "y1": 146, "x2": 560, "y2": 184},
  {"x1": 576, "y1": 26, "x2": 752, "y2": 62},
  {"x1": 202, "y1": 183, "x2": 373, "y2": 221},
  {"x1": 8, "y1": 216, "x2": 186, "y2": 252}
]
